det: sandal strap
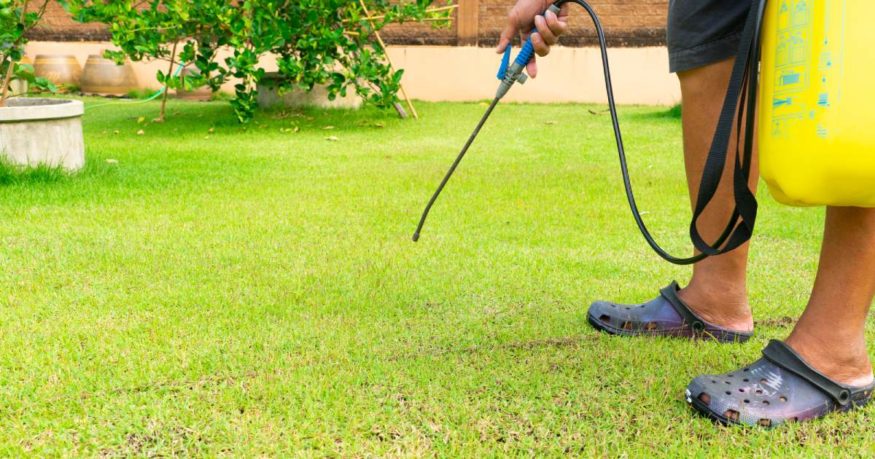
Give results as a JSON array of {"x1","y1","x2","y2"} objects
[
  {"x1": 762, "y1": 340, "x2": 853, "y2": 406},
  {"x1": 659, "y1": 281, "x2": 705, "y2": 332}
]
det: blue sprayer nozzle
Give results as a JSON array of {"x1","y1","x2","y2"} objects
[
  {"x1": 495, "y1": 4, "x2": 561, "y2": 99},
  {"x1": 497, "y1": 46, "x2": 511, "y2": 80}
]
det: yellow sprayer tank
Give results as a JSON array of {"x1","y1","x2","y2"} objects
[{"x1": 758, "y1": 0, "x2": 875, "y2": 207}]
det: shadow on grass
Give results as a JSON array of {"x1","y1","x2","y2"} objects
[
  {"x1": 0, "y1": 161, "x2": 69, "y2": 186},
  {"x1": 253, "y1": 104, "x2": 405, "y2": 133},
  {"x1": 606, "y1": 104, "x2": 682, "y2": 125},
  {"x1": 630, "y1": 103, "x2": 682, "y2": 120},
  {"x1": 83, "y1": 97, "x2": 406, "y2": 136},
  {"x1": 0, "y1": 159, "x2": 116, "y2": 187}
]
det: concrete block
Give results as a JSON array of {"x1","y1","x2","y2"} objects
[
  {"x1": 0, "y1": 98, "x2": 85, "y2": 171},
  {"x1": 256, "y1": 73, "x2": 362, "y2": 110}
]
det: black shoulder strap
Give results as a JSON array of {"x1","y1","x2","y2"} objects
[{"x1": 688, "y1": 0, "x2": 767, "y2": 257}]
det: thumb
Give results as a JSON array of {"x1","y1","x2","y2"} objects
[{"x1": 496, "y1": 22, "x2": 516, "y2": 53}]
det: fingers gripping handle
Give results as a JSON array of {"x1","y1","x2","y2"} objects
[
  {"x1": 517, "y1": 4, "x2": 561, "y2": 67},
  {"x1": 496, "y1": 4, "x2": 561, "y2": 99}
]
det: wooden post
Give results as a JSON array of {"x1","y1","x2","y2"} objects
[
  {"x1": 457, "y1": 0, "x2": 480, "y2": 46},
  {"x1": 358, "y1": 0, "x2": 419, "y2": 120}
]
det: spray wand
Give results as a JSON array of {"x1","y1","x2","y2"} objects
[
  {"x1": 412, "y1": 0, "x2": 762, "y2": 266},
  {"x1": 411, "y1": 4, "x2": 560, "y2": 243}
]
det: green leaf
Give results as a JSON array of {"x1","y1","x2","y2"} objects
[{"x1": 59, "y1": 0, "x2": 444, "y2": 122}]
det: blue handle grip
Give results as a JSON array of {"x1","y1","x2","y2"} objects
[
  {"x1": 514, "y1": 33, "x2": 537, "y2": 68},
  {"x1": 496, "y1": 4, "x2": 560, "y2": 82}
]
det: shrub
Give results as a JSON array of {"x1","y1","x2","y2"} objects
[{"x1": 65, "y1": 0, "x2": 453, "y2": 122}]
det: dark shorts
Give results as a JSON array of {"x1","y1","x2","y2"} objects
[{"x1": 667, "y1": 0, "x2": 750, "y2": 73}]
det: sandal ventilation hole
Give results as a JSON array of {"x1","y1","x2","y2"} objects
[
  {"x1": 755, "y1": 389, "x2": 763, "y2": 395},
  {"x1": 644, "y1": 322, "x2": 658, "y2": 331},
  {"x1": 725, "y1": 391, "x2": 731, "y2": 395},
  {"x1": 762, "y1": 400, "x2": 770, "y2": 405},
  {"x1": 760, "y1": 378, "x2": 768, "y2": 384},
  {"x1": 779, "y1": 396, "x2": 788, "y2": 403},
  {"x1": 738, "y1": 388, "x2": 745, "y2": 393},
  {"x1": 758, "y1": 419, "x2": 772, "y2": 427},
  {"x1": 599, "y1": 314, "x2": 611, "y2": 323},
  {"x1": 743, "y1": 378, "x2": 749, "y2": 382},
  {"x1": 743, "y1": 399, "x2": 750, "y2": 404},
  {"x1": 621, "y1": 321, "x2": 634, "y2": 330},
  {"x1": 724, "y1": 410, "x2": 740, "y2": 422},
  {"x1": 698, "y1": 393, "x2": 711, "y2": 405}
]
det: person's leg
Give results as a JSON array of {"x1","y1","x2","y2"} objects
[
  {"x1": 785, "y1": 206, "x2": 875, "y2": 386},
  {"x1": 586, "y1": 58, "x2": 758, "y2": 340},
  {"x1": 686, "y1": 207, "x2": 875, "y2": 426},
  {"x1": 674, "y1": 58, "x2": 757, "y2": 332},
  {"x1": 586, "y1": 0, "x2": 758, "y2": 340}
]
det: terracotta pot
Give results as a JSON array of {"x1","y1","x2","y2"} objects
[
  {"x1": 175, "y1": 67, "x2": 213, "y2": 101},
  {"x1": 33, "y1": 54, "x2": 82, "y2": 87},
  {"x1": 80, "y1": 55, "x2": 138, "y2": 96}
]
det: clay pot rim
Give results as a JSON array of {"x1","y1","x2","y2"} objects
[
  {"x1": 0, "y1": 98, "x2": 84, "y2": 123},
  {"x1": 84, "y1": 55, "x2": 131, "y2": 63},
  {"x1": 34, "y1": 54, "x2": 81, "y2": 60}
]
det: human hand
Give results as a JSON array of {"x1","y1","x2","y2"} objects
[{"x1": 496, "y1": 1, "x2": 570, "y2": 78}]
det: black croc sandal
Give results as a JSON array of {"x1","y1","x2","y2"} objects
[
  {"x1": 587, "y1": 281, "x2": 752, "y2": 343},
  {"x1": 686, "y1": 340, "x2": 875, "y2": 427}
]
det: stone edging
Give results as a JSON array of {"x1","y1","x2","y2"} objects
[{"x1": 0, "y1": 98, "x2": 85, "y2": 123}]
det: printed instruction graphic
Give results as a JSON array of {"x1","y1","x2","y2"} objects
[{"x1": 770, "y1": 0, "x2": 843, "y2": 139}]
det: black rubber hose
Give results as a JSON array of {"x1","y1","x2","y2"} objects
[
  {"x1": 413, "y1": 0, "x2": 761, "y2": 266},
  {"x1": 555, "y1": 0, "x2": 755, "y2": 265}
]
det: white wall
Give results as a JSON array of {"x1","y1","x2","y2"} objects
[{"x1": 25, "y1": 42, "x2": 681, "y2": 105}]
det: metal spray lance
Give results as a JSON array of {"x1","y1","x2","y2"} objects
[{"x1": 411, "y1": 4, "x2": 562, "y2": 243}]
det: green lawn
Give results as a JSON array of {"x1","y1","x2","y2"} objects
[{"x1": 1, "y1": 98, "x2": 871, "y2": 456}]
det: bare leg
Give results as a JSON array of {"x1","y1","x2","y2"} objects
[
  {"x1": 786, "y1": 207, "x2": 875, "y2": 386},
  {"x1": 677, "y1": 61, "x2": 875, "y2": 384},
  {"x1": 674, "y1": 58, "x2": 756, "y2": 332}
]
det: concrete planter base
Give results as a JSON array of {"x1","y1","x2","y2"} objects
[
  {"x1": 0, "y1": 98, "x2": 85, "y2": 171},
  {"x1": 256, "y1": 73, "x2": 362, "y2": 110},
  {"x1": 9, "y1": 79, "x2": 28, "y2": 97}
]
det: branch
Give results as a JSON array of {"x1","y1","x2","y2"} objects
[
  {"x1": 341, "y1": 4, "x2": 458, "y2": 25},
  {"x1": 1, "y1": 0, "x2": 33, "y2": 106}
]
